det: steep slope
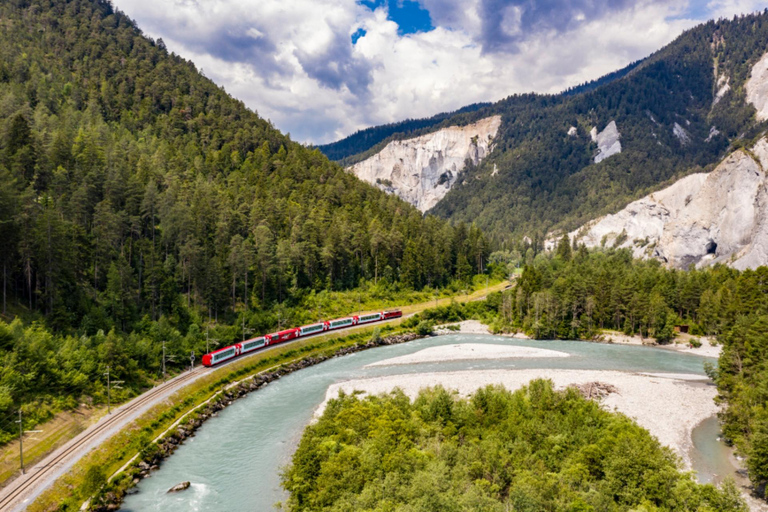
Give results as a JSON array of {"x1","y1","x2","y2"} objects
[
  {"x1": 349, "y1": 116, "x2": 501, "y2": 212},
  {"x1": 0, "y1": 0, "x2": 495, "y2": 446},
  {"x1": 557, "y1": 138, "x2": 768, "y2": 269},
  {"x1": 327, "y1": 13, "x2": 768, "y2": 243},
  {"x1": 0, "y1": 0, "x2": 489, "y2": 333}
]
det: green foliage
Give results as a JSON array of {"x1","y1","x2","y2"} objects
[
  {"x1": 282, "y1": 381, "x2": 745, "y2": 511},
  {"x1": 489, "y1": 246, "x2": 768, "y2": 493},
  {"x1": 495, "y1": 248, "x2": 768, "y2": 341},
  {"x1": 414, "y1": 320, "x2": 434, "y2": 336},
  {"x1": 713, "y1": 314, "x2": 768, "y2": 494},
  {"x1": 0, "y1": 0, "x2": 490, "y2": 332}
]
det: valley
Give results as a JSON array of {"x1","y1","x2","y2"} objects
[{"x1": 1, "y1": 1, "x2": 768, "y2": 511}]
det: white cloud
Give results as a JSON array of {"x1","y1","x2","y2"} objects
[{"x1": 112, "y1": 0, "x2": 764, "y2": 144}]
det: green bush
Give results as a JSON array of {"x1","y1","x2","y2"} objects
[{"x1": 415, "y1": 320, "x2": 434, "y2": 336}]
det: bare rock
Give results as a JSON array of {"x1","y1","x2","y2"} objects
[
  {"x1": 593, "y1": 121, "x2": 622, "y2": 163},
  {"x1": 747, "y1": 51, "x2": 768, "y2": 121},
  {"x1": 558, "y1": 139, "x2": 768, "y2": 270},
  {"x1": 167, "y1": 481, "x2": 191, "y2": 493},
  {"x1": 349, "y1": 116, "x2": 502, "y2": 212}
]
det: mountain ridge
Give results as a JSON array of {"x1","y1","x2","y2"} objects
[{"x1": 323, "y1": 12, "x2": 768, "y2": 245}]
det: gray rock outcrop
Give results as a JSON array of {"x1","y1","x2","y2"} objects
[
  {"x1": 559, "y1": 139, "x2": 768, "y2": 269},
  {"x1": 747, "y1": 51, "x2": 768, "y2": 121},
  {"x1": 592, "y1": 121, "x2": 622, "y2": 163},
  {"x1": 349, "y1": 116, "x2": 502, "y2": 212}
]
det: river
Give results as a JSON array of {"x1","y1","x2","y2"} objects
[{"x1": 121, "y1": 334, "x2": 730, "y2": 511}]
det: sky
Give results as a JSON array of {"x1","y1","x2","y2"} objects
[{"x1": 113, "y1": 0, "x2": 768, "y2": 144}]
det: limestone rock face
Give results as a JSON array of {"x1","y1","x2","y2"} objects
[
  {"x1": 349, "y1": 116, "x2": 502, "y2": 212},
  {"x1": 562, "y1": 141, "x2": 768, "y2": 270},
  {"x1": 593, "y1": 121, "x2": 622, "y2": 163},
  {"x1": 747, "y1": 51, "x2": 768, "y2": 121}
]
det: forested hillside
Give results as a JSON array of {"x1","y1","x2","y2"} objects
[
  {"x1": 329, "y1": 12, "x2": 768, "y2": 242},
  {"x1": 0, "y1": 0, "x2": 489, "y2": 442}
]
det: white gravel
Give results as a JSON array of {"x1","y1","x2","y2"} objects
[
  {"x1": 366, "y1": 343, "x2": 569, "y2": 367},
  {"x1": 434, "y1": 319, "x2": 491, "y2": 335},
  {"x1": 317, "y1": 369, "x2": 718, "y2": 466}
]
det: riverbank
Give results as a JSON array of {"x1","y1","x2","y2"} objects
[
  {"x1": 601, "y1": 330, "x2": 722, "y2": 358},
  {"x1": 366, "y1": 342, "x2": 569, "y2": 366},
  {"x1": 318, "y1": 369, "x2": 716, "y2": 466}
]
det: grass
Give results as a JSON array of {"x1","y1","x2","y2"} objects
[{"x1": 0, "y1": 406, "x2": 106, "y2": 488}]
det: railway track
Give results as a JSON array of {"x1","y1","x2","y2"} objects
[
  {"x1": 0, "y1": 366, "x2": 210, "y2": 511},
  {"x1": 0, "y1": 288, "x2": 507, "y2": 511}
]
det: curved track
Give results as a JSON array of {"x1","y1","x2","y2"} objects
[
  {"x1": 0, "y1": 367, "x2": 211, "y2": 511},
  {"x1": 0, "y1": 285, "x2": 507, "y2": 511},
  {"x1": 0, "y1": 315, "x2": 403, "y2": 511}
]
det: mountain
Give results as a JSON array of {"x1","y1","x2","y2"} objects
[
  {"x1": 322, "y1": 13, "x2": 768, "y2": 245},
  {"x1": 0, "y1": 0, "x2": 489, "y2": 335},
  {"x1": 553, "y1": 137, "x2": 768, "y2": 270}
]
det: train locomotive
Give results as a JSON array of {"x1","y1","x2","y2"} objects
[{"x1": 201, "y1": 310, "x2": 403, "y2": 367}]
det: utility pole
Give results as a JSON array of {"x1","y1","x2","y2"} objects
[
  {"x1": 17, "y1": 410, "x2": 42, "y2": 475},
  {"x1": 103, "y1": 367, "x2": 123, "y2": 414},
  {"x1": 105, "y1": 367, "x2": 111, "y2": 414},
  {"x1": 17, "y1": 411, "x2": 22, "y2": 474},
  {"x1": 162, "y1": 341, "x2": 166, "y2": 382}
]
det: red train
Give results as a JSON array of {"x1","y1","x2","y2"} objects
[{"x1": 202, "y1": 310, "x2": 403, "y2": 367}]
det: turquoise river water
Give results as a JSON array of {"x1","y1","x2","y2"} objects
[{"x1": 121, "y1": 334, "x2": 733, "y2": 511}]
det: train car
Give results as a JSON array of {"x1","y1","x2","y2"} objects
[
  {"x1": 266, "y1": 328, "x2": 300, "y2": 346},
  {"x1": 202, "y1": 310, "x2": 403, "y2": 366},
  {"x1": 356, "y1": 312, "x2": 382, "y2": 325},
  {"x1": 240, "y1": 336, "x2": 267, "y2": 354},
  {"x1": 299, "y1": 322, "x2": 326, "y2": 337},
  {"x1": 382, "y1": 310, "x2": 403, "y2": 320},
  {"x1": 327, "y1": 317, "x2": 355, "y2": 331},
  {"x1": 202, "y1": 343, "x2": 240, "y2": 367}
]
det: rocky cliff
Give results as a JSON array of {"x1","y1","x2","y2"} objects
[
  {"x1": 558, "y1": 138, "x2": 768, "y2": 270},
  {"x1": 349, "y1": 116, "x2": 502, "y2": 212}
]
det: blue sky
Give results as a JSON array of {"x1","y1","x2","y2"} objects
[
  {"x1": 361, "y1": 0, "x2": 434, "y2": 34},
  {"x1": 113, "y1": 0, "x2": 768, "y2": 144}
]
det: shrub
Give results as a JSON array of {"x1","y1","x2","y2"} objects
[{"x1": 415, "y1": 320, "x2": 434, "y2": 336}]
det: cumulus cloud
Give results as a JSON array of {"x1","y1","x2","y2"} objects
[{"x1": 113, "y1": 0, "x2": 763, "y2": 143}]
